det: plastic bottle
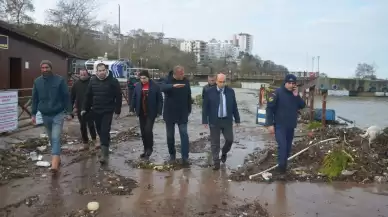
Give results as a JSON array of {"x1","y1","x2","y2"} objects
[{"x1": 36, "y1": 161, "x2": 51, "y2": 167}]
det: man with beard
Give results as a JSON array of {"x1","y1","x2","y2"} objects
[
  {"x1": 82, "y1": 63, "x2": 122, "y2": 164},
  {"x1": 31, "y1": 60, "x2": 72, "y2": 172},
  {"x1": 71, "y1": 68, "x2": 97, "y2": 149},
  {"x1": 160, "y1": 65, "x2": 192, "y2": 166},
  {"x1": 130, "y1": 70, "x2": 163, "y2": 160},
  {"x1": 202, "y1": 74, "x2": 216, "y2": 99}
]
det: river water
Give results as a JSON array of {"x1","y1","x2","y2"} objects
[{"x1": 192, "y1": 86, "x2": 388, "y2": 128}]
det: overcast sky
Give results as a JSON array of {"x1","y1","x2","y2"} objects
[{"x1": 32, "y1": 0, "x2": 388, "y2": 78}]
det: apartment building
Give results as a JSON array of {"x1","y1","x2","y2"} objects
[
  {"x1": 162, "y1": 37, "x2": 184, "y2": 48},
  {"x1": 207, "y1": 39, "x2": 239, "y2": 61},
  {"x1": 232, "y1": 33, "x2": 253, "y2": 54},
  {"x1": 180, "y1": 40, "x2": 208, "y2": 63}
]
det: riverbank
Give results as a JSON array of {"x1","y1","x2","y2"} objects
[{"x1": 0, "y1": 89, "x2": 388, "y2": 217}]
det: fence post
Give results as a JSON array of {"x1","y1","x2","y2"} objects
[
  {"x1": 309, "y1": 86, "x2": 315, "y2": 122},
  {"x1": 322, "y1": 91, "x2": 327, "y2": 127}
]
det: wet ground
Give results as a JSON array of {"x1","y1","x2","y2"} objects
[{"x1": 0, "y1": 88, "x2": 388, "y2": 217}]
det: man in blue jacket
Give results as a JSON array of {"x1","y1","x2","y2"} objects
[
  {"x1": 159, "y1": 65, "x2": 192, "y2": 166},
  {"x1": 130, "y1": 70, "x2": 163, "y2": 160},
  {"x1": 31, "y1": 60, "x2": 72, "y2": 172},
  {"x1": 265, "y1": 74, "x2": 306, "y2": 176},
  {"x1": 202, "y1": 73, "x2": 240, "y2": 170}
]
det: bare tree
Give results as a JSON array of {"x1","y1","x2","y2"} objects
[
  {"x1": 0, "y1": 0, "x2": 34, "y2": 25},
  {"x1": 355, "y1": 63, "x2": 376, "y2": 80},
  {"x1": 46, "y1": 0, "x2": 100, "y2": 52}
]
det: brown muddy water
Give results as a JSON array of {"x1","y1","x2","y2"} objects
[{"x1": 0, "y1": 88, "x2": 387, "y2": 217}]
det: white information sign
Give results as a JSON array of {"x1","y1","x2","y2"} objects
[{"x1": 0, "y1": 91, "x2": 18, "y2": 133}]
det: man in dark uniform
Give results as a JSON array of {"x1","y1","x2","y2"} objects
[
  {"x1": 71, "y1": 68, "x2": 97, "y2": 149},
  {"x1": 202, "y1": 74, "x2": 216, "y2": 99},
  {"x1": 265, "y1": 74, "x2": 306, "y2": 176}
]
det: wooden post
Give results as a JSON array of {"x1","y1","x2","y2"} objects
[
  {"x1": 259, "y1": 86, "x2": 264, "y2": 107},
  {"x1": 322, "y1": 92, "x2": 327, "y2": 127},
  {"x1": 309, "y1": 86, "x2": 315, "y2": 122}
]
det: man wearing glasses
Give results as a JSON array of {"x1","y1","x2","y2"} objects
[
  {"x1": 82, "y1": 63, "x2": 122, "y2": 164},
  {"x1": 129, "y1": 70, "x2": 163, "y2": 160},
  {"x1": 265, "y1": 74, "x2": 305, "y2": 176}
]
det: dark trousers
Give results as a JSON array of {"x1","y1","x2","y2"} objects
[
  {"x1": 275, "y1": 126, "x2": 295, "y2": 170},
  {"x1": 166, "y1": 122, "x2": 189, "y2": 160},
  {"x1": 139, "y1": 114, "x2": 156, "y2": 155},
  {"x1": 77, "y1": 111, "x2": 97, "y2": 143},
  {"x1": 94, "y1": 112, "x2": 113, "y2": 147},
  {"x1": 128, "y1": 88, "x2": 134, "y2": 105},
  {"x1": 209, "y1": 118, "x2": 234, "y2": 164}
]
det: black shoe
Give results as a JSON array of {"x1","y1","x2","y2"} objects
[
  {"x1": 276, "y1": 166, "x2": 287, "y2": 174},
  {"x1": 140, "y1": 153, "x2": 147, "y2": 159},
  {"x1": 99, "y1": 146, "x2": 109, "y2": 164},
  {"x1": 182, "y1": 159, "x2": 190, "y2": 168},
  {"x1": 213, "y1": 162, "x2": 220, "y2": 170},
  {"x1": 168, "y1": 155, "x2": 176, "y2": 164},
  {"x1": 221, "y1": 153, "x2": 227, "y2": 163}
]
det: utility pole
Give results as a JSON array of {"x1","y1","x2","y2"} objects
[
  {"x1": 317, "y1": 56, "x2": 320, "y2": 72},
  {"x1": 312, "y1": 56, "x2": 315, "y2": 72},
  {"x1": 118, "y1": 4, "x2": 121, "y2": 59}
]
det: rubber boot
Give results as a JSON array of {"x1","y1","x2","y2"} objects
[
  {"x1": 50, "y1": 155, "x2": 61, "y2": 172},
  {"x1": 99, "y1": 146, "x2": 109, "y2": 164}
]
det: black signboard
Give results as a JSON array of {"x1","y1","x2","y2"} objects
[{"x1": 0, "y1": 34, "x2": 9, "y2": 49}]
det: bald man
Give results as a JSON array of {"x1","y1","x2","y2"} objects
[{"x1": 202, "y1": 73, "x2": 240, "y2": 170}]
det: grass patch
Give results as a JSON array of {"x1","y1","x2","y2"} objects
[
  {"x1": 319, "y1": 148, "x2": 352, "y2": 180},
  {"x1": 307, "y1": 121, "x2": 323, "y2": 130}
]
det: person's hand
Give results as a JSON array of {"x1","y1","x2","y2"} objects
[
  {"x1": 267, "y1": 125, "x2": 275, "y2": 135},
  {"x1": 65, "y1": 115, "x2": 72, "y2": 120},
  {"x1": 203, "y1": 124, "x2": 208, "y2": 129},
  {"x1": 114, "y1": 113, "x2": 120, "y2": 119},
  {"x1": 31, "y1": 116, "x2": 36, "y2": 124},
  {"x1": 80, "y1": 110, "x2": 86, "y2": 116},
  {"x1": 173, "y1": 84, "x2": 185, "y2": 88}
]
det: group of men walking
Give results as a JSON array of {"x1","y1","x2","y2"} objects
[{"x1": 31, "y1": 59, "x2": 304, "y2": 176}]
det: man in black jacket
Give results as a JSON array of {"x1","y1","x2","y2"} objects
[
  {"x1": 71, "y1": 68, "x2": 97, "y2": 149},
  {"x1": 160, "y1": 65, "x2": 192, "y2": 165},
  {"x1": 130, "y1": 70, "x2": 163, "y2": 160},
  {"x1": 202, "y1": 74, "x2": 216, "y2": 99},
  {"x1": 82, "y1": 63, "x2": 122, "y2": 164},
  {"x1": 202, "y1": 73, "x2": 240, "y2": 170}
]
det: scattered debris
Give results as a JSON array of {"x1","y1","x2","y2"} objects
[
  {"x1": 76, "y1": 169, "x2": 137, "y2": 196},
  {"x1": 0, "y1": 195, "x2": 39, "y2": 216},
  {"x1": 125, "y1": 159, "x2": 187, "y2": 171},
  {"x1": 231, "y1": 127, "x2": 388, "y2": 183}
]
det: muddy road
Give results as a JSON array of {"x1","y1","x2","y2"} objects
[{"x1": 0, "y1": 89, "x2": 388, "y2": 217}]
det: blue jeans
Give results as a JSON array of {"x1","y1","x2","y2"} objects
[
  {"x1": 166, "y1": 122, "x2": 189, "y2": 160},
  {"x1": 275, "y1": 126, "x2": 295, "y2": 170},
  {"x1": 42, "y1": 112, "x2": 65, "y2": 156}
]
